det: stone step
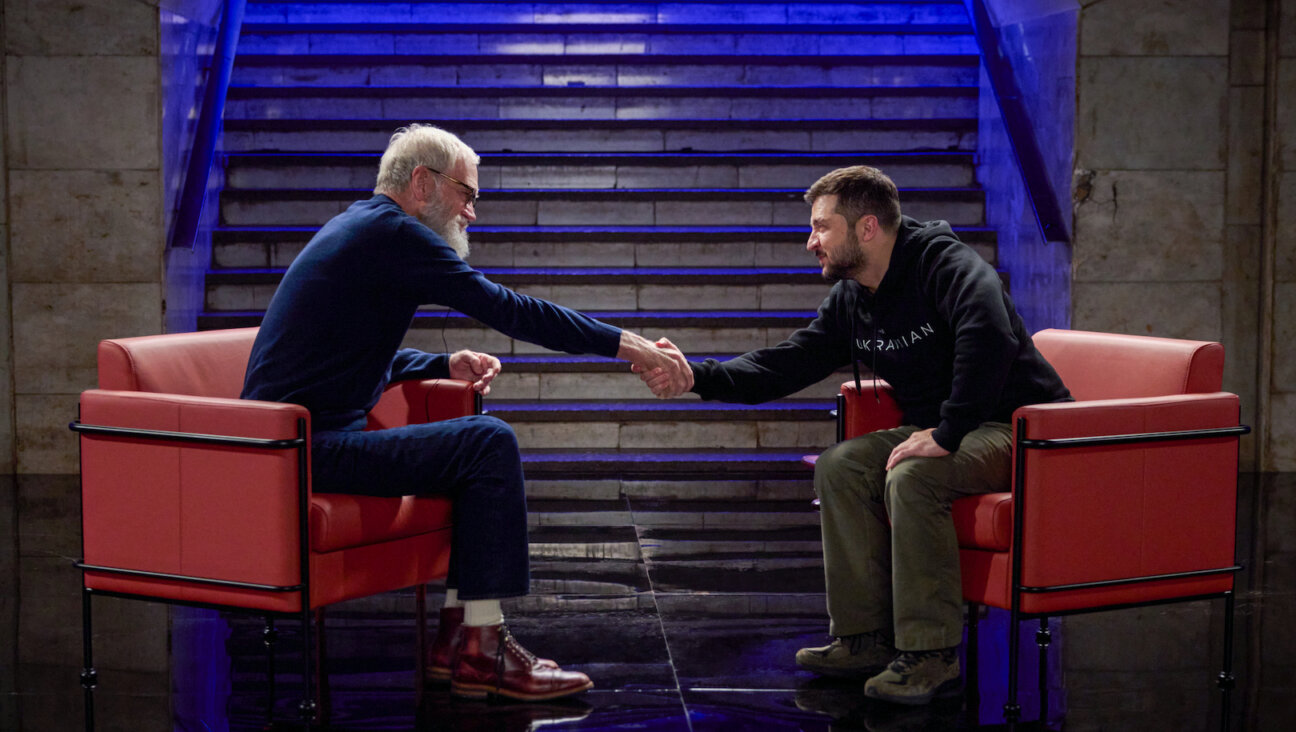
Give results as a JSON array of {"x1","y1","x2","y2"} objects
[
  {"x1": 211, "y1": 224, "x2": 997, "y2": 270},
  {"x1": 222, "y1": 116, "x2": 977, "y2": 153},
  {"x1": 492, "y1": 364, "x2": 848, "y2": 403},
  {"x1": 490, "y1": 399, "x2": 835, "y2": 450},
  {"x1": 242, "y1": 2, "x2": 970, "y2": 27},
  {"x1": 218, "y1": 186, "x2": 985, "y2": 227},
  {"x1": 518, "y1": 447, "x2": 816, "y2": 481},
  {"x1": 231, "y1": 53, "x2": 978, "y2": 89},
  {"x1": 224, "y1": 151, "x2": 978, "y2": 190},
  {"x1": 224, "y1": 85, "x2": 976, "y2": 122},
  {"x1": 204, "y1": 265, "x2": 831, "y2": 312},
  {"x1": 237, "y1": 24, "x2": 977, "y2": 57},
  {"x1": 523, "y1": 477, "x2": 814, "y2": 501}
]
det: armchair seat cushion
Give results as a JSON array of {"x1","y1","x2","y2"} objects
[{"x1": 309, "y1": 494, "x2": 453, "y2": 553}]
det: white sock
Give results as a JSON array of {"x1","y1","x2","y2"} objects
[
  {"x1": 442, "y1": 588, "x2": 463, "y2": 610},
  {"x1": 463, "y1": 599, "x2": 504, "y2": 627}
]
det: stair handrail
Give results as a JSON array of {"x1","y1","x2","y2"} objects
[
  {"x1": 167, "y1": 0, "x2": 246, "y2": 250},
  {"x1": 965, "y1": 0, "x2": 1071, "y2": 244}
]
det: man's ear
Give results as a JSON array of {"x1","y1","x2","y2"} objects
[
  {"x1": 409, "y1": 165, "x2": 431, "y2": 202},
  {"x1": 855, "y1": 214, "x2": 877, "y2": 241}
]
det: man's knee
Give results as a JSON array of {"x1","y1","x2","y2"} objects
[
  {"x1": 815, "y1": 434, "x2": 891, "y2": 498},
  {"x1": 458, "y1": 414, "x2": 520, "y2": 454},
  {"x1": 884, "y1": 459, "x2": 947, "y2": 509}
]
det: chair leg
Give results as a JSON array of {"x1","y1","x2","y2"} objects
[
  {"x1": 966, "y1": 602, "x2": 980, "y2": 727},
  {"x1": 314, "y1": 607, "x2": 331, "y2": 726},
  {"x1": 80, "y1": 588, "x2": 97, "y2": 732},
  {"x1": 263, "y1": 618, "x2": 278, "y2": 723},
  {"x1": 1218, "y1": 591, "x2": 1236, "y2": 732},
  {"x1": 298, "y1": 606, "x2": 317, "y2": 726},
  {"x1": 1037, "y1": 616, "x2": 1052, "y2": 727},
  {"x1": 1004, "y1": 605, "x2": 1021, "y2": 729},
  {"x1": 415, "y1": 585, "x2": 428, "y2": 703}
]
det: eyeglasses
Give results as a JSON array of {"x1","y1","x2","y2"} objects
[{"x1": 425, "y1": 166, "x2": 479, "y2": 206}]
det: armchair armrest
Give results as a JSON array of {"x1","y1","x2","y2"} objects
[
  {"x1": 77, "y1": 389, "x2": 310, "y2": 593},
  {"x1": 840, "y1": 379, "x2": 903, "y2": 440},
  {"x1": 1011, "y1": 392, "x2": 1243, "y2": 596},
  {"x1": 367, "y1": 379, "x2": 479, "y2": 430}
]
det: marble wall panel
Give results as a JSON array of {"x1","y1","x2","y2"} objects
[
  {"x1": 14, "y1": 393, "x2": 79, "y2": 473},
  {"x1": 1271, "y1": 282, "x2": 1296, "y2": 393},
  {"x1": 4, "y1": 0, "x2": 158, "y2": 56},
  {"x1": 1277, "y1": 173, "x2": 1296, "y2": 281},
  {"x1": 1278, "y1": 61, "x2": 1296, "y2": 170},
  {"x1": 8, "y1": 170, "x2": 162, "y2": 283},
  {"x1": 10, "y1": 283, "x2": 163, "y2": 395},
  {"x1": 5, "y1": 55, "x2": 160, "y2": 170},
  {"x1": 1071, "y1": 281, "x2": 1222, "y2": 341},
  {"x1": 1071, "y1": 170, "x2": 1224, "y2": 282},
  {"x1": 1266, "y1": 392, "x2": 1296, "y2": 471},
  {"x1": 1076, "y1": 57, "x2": 1227, "y2": 171},
  {"x1": 1079, "y1": 0, "x2": 1228, "y2": 56},
  {"x1": 0, "y1": 223, "x2": 11, "y2": 474},
  {"x1": 1228, "y1": 87, "x2": 1266, "y2": 225}
]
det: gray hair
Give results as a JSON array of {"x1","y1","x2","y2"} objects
[{"x1": 373, "y1": 124, "x2": 480, "y2": 194}]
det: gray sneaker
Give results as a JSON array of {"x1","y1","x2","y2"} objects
[
  {"x1": 863, "y1": 648, "x2": 962, "y2": 706},
  {"x1": 795, "y1": 631, "x2": 896, "y2": 678}
]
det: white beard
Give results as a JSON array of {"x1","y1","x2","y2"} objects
[{"x1": 418, "y1": 197, "x2": 471, "y2": 260}]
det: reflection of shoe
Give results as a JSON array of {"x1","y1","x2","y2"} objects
[
  {"x1": 796, "y1": 630, "x2": 896, "y2": 678},
  {"x1": 863, "y1": 648, "x2": 961, "y2": 706},
  {"x1": 418, "y1": 692, "x2": 593, "y2": 731},
  {"x1": 426, "y1": 608, "x2": 556, "y2": 683},
  {"x1": 450, "y1": 624, "x2": 594, "y2": 702}
]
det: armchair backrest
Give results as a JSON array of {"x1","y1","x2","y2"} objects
[
  {"x1": 98, "y1": 327, "x2": 258, "y2": 398},
  {"x1": 1032, "y1": 328, "x2": 1224, "y2": 401}
]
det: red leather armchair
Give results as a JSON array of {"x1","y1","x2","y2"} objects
[
  {"x1": 819, "y1": 329, "x2": 1247, "y2": 728},
  {"x1": 71, "y1": 328, "x2": 477, "y2": 729}
]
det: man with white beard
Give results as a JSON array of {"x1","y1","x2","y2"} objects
[{"x1": 242, "y1": 124, "x2": 691, "y2": 702}]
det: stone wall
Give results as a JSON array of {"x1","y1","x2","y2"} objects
[
  {"x1": 1268, "y1": 0, "x2": 1296, "y2": 470},
  {"x1": 1070, "y1": 0, "x2": 1277, "y2": 470},
  {"x1": 3, "y1": 0, "x2": 166, "y2": 474}
]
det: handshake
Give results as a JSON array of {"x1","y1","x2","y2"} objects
[{"x1": 618, "y1": 330, "x2": 693, "y2": 399}]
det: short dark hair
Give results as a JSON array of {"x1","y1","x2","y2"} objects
[{"x1": 804, "y1": 166, "x2": 902, "y2": 232}]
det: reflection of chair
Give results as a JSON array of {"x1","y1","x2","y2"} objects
[
  {"x1": 811, "y1": 329, "x2": 1247, "y2": 729},
  {"x1": 71, "y1": 327, "x2": 478, "y2": 730}
]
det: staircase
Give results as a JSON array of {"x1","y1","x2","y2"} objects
[{"x1": 213, "y1": 0, "x2": 991, "y2": 492}]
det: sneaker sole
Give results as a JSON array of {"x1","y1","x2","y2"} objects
[
  {"x1": 450, "y1": 679, "x2": 595, "y2": 702},
  {"x1": 425, "y1": 665, "x2": 452, "y2": 683},
  {"x1": 796, "y1": 659, "x2": 888, "y2": 679},
  {"x1": 864, "y1": 676, "x2": 963, "y2": 706}
]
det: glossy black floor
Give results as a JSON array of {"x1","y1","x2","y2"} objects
[{"x1": 3, "y1": 473, "x2": 1294, "y2": 731}]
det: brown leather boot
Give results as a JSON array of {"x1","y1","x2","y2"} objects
[
  {"x1": 425, "y1": 607, "x2": 465, "y2": 683},
  {"x1": 426, "y1": 608, "x2": 558, "y2": 683},
  {"x1": 449, "y1": 623, "x2": 594, "y2": 702}
]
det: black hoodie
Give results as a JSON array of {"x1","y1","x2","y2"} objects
[{"x1": 690, "y1": 216, "x2": 1071, "y2": 451}]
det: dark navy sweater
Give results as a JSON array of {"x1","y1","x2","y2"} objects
[
  {"x1": 242, "y1": 195, "x2": 623, "y2": 431},
  {"x1": 691, "y1": 217, "x2": 1070, "y2": 451}
]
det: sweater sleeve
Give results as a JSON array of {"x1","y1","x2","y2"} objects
[
  {"x1": 392, "y1": 221, "x2": 623, "y2": 358},
  {"x1": 389, "y1": 348, "x2": 451, "y2": 382},
  {"x1": 691, "y1": 288, "x2": 852, "y2": 404},
  {"x1": 924, "y1": 246, "x2": 1020, "y2": 451}
]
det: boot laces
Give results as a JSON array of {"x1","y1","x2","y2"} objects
[
  {"x1": 843, "y1": 630, "x2": 892, "y2": 655},
  {"x1": 891, "y1": 648, "x2": 948, "y2": 673}
]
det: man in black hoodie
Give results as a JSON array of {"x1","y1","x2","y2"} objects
[{"x1": 639, "y1": 166, "x2": 1070, "y2": 705}]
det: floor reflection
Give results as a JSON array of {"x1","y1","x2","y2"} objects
[{"x1": 3, "y1": 473, "x2": 1294, "y2": 730}]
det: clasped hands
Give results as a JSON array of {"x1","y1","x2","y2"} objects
[{"x1": 620, "y1": 331, "x2": 692, "y2": 398}]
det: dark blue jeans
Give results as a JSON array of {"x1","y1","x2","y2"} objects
[{"x1": 310, "y1": 415, "x2": 529, "y2": 600}]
